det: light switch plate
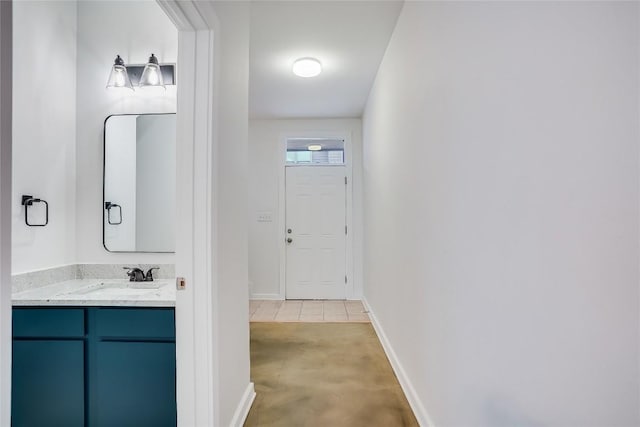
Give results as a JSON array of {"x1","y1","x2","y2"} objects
[{"x1": 257, "y1": 211, "x2": 273, "y2": 222}]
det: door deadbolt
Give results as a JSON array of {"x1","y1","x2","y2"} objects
[{"x1": 287, "y1": 229, "x2": 292, "y2": 234}]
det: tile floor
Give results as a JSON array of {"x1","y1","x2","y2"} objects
[{"x1": 249, "y1": 300, "x2": 370, "y2": 323}]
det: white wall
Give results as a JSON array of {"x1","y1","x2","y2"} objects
[
  {"x1": 13, "y1": 0, "x2": 178, "y2": 269},
  {"x1": 76, "y1": 1, "x2": 177, "y2": 264},
  {"x1": 211, "y1": 2, "x2": 253, "y2": 425},
  {"x1": 12, "y1": 1, "x2": 77, "y2": 274},
  {"x1": 362, "y1": 2, "x2": 639, "y2": 426},
  {"x1": 248, "y1": 118, "x2": 363, "y2": 299}
]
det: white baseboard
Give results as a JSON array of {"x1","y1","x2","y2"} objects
[
  {"x1": 362, "y1": 298, "x2": 435, "y2": 427},
  {"x1": 229, "y1": 382, "x2": 256, "y2": 427},
  {"x1": 250, "y1": 293, "x2": 283, "y2": 300}
]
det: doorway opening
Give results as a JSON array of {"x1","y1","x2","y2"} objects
[{"x1": 282, "y1": 136, "x2": 352, "y2": 300}]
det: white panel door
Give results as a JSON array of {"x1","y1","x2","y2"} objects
[{"x1": 285, "y1": 166, "x2": 346, "y2": 299}]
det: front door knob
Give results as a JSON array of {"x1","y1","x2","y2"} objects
[{"x1": 287, "y1": 238, "x2": 293, "y2": 243}]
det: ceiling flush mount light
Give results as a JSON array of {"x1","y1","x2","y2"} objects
[
  {"x1": 292, "y1": 57, "x2": 322, "y2": 78},
  {"x1": 307, "y1": 145, "x2": 322, "y2": 151},
  {"x1": 106, "y1": 53, "x2": 176, "y2": 91},
  {"x1": 139, "y1": 53, "x2": 164, "y2": 89},
  {"x1": 106, "y1": 55, "x2": 134, "y2": 90}
]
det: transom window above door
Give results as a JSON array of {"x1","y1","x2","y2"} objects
[{"x1": 286, "y1": 137, "x2": 344, "y2": 165}]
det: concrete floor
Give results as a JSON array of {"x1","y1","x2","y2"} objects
[{"x1": 245, "y1": 322, "x2": 419, "y2": 427}]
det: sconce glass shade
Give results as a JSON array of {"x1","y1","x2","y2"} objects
[
  {"x1": 106, "y1": 55, "x2": 133, "y2": 90},
  {"x1": 138, "y1": 53, "x2": 165, "y2": 89}
]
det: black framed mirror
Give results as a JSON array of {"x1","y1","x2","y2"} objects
[{"x1": 103, "y1": 113, "x2": 176, "y2": 253}]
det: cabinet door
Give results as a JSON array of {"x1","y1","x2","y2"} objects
[
  {"x1": 12, "y1": 340, "x2": 85, "y2": 427},
  {"x1": 93, "y1": 341, "x2": 176, "y2": 427}
]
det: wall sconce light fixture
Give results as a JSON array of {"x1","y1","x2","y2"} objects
[
  {"x1": 106, "y1": 55, "x2": 134, "y2": 90},
  {"x1": 106, "y1": 53, "x2": 175, "y2": 90},
  {"x1": 139, "y1": 54, "x2": 164, "y2": 89}
]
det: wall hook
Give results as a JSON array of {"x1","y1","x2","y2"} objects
[{"x1": 21, "y1": 195, "x2": 48, "y2": 227}]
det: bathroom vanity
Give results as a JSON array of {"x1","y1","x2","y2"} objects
[
  {"x1": 11, "y1": 279, "x2": 176, "y2": 427},
  {"x1": 10, "y1": 90, "x2": 179, "y2": 426}
]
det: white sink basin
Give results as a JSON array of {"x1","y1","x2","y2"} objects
[{"x1": 66, "y1": 281, "x2": 164, "y2": 297}]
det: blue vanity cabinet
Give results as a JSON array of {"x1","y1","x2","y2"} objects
[
  {"x1": 92, "y1": 341, "x2": 177, "y2": 427},
  {"x1": 11, "y1": 307, "x2": 176, "y2": 427},
  {"x1": 12, "y1": 308, "x2": 86, "y2": 427},
  {"x1": 90, "y1": 308, "x2": 177, "y2": 427}
]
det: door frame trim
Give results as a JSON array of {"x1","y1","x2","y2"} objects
[
  {"x1": 278, "y1": 131, "x2": 356, "y2": 300},
  {"x1": 0, "y1": 2, "x2": 11, "y2": 424},
  {"x1": 155, "y1": 1, "x2": 220, "y2": 425}
]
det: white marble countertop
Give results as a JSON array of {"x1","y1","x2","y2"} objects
[{"x1": 12, "y1": 279, "x2": 176, "y2": 307}]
